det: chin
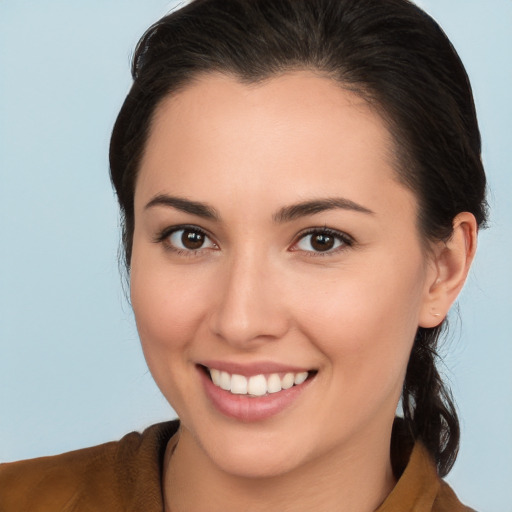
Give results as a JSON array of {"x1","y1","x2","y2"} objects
[
  {"x1": 208, "y1": 439, "x2": 307, "y2": 479},
  {"x1": 183, "y1": 414, "x2": 313, "y2": 479}
]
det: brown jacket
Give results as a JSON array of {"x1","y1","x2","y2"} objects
[{"x1": 0, "y1": 420, "x2": 473, "y2": 511}]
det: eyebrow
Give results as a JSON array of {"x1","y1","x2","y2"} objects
[
  {"x1": 145, "y1": 194, "x2": 220, "y2": 220},
  {"x1": 273, "y1": 198, "x2": 375, "y2": 223},
  {"x1": 144, "y1": 194, "x2": 374, "y2": 222}
]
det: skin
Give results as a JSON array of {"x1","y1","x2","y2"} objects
[{"x1": 130, "y1": 72, "x2": 477, "y2": 512}]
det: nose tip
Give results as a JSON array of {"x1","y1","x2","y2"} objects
[{"x1": 208, "y1": 261, "x2": 289, "y2": 347}]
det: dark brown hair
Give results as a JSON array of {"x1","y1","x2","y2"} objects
[{"x1": 109, "y1": 0, "x2": 487, "y2": 476}]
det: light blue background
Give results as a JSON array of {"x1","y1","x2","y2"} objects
[{"x1": 1, "y1": 1, "x2": 510, "y2": 510}]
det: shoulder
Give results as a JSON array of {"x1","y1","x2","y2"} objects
[
  {"x1": 0, "y1": 438, "x2": 123, "y2": 511},
  {"x1": 378, "y1": 439, "x2": 475, "y2": 512},
  {"x1": 434, "y1": 480, "x2": 476, "y2": 512},
  {"x1": 0, "y1": 420, "x2": 179, "y2": 512}
]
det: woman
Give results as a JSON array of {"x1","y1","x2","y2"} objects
[{"x1": 0, "y1": 0, "x2": 487, "y2": 510}]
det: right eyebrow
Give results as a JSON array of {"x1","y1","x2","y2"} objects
[{"x1": 144, "y1": 194, "x2": 220, "y2": 220}]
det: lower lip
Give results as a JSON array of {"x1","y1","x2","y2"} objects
[{"x1": 199, "y1": 368, "x2": 313, "y2": 422}]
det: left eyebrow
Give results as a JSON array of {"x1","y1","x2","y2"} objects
[{"x1": 273, "y1": 198, "x2": 375, "y2": 223}]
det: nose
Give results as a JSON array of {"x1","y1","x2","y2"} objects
[{"x1": 208, "y1": 252, "x2": 290, "y2": 348}]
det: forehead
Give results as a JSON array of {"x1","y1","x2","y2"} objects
[{"x1": 136, "y1": 71, "x2": 413, "y2": 219}]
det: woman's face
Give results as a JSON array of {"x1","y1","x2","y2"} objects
[{"x1": 131, "y1": 72, "x2": 439, "y2": 477}]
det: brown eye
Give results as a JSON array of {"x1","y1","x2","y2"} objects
[
  {"x1": 167, "y1": 227, "x2": 217, "y2": 253},
  {"x1": 294, "y1": 229, "x2": 351, "y2": 254},
  {"x1": 182, "y1": 229, "x2": 205, "y2": 249},
  {"x1": 310, "y1": 233, "x2": 335, "y2": 251}
]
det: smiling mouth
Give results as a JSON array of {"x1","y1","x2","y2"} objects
[{"x1": 199, "y1": 365, "x2": 316, "y2": 397}]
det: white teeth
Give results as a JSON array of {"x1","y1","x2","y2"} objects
[
  {"x1": 210, "y1": 368, "x2": 221, "y2": 386},
  {"x1": 208, "y1": 368, "x2": 311, "y2": 396},
  {"x1": 248, "y1": 374, "x2": 267, "y2": 396},
  {"x1": 231, "y1": 374, "x2": 248, "y2": 394},
  {"x1": 219, "y1": 371, "x2": 231, "y2": 391},
  {"x1": 294, "y1": 372, "x2": 308, "y2": 385},
  {"x1": 267, "y1": 373, "x2": 282, "y2": 394},
  {"x1": 281, "y1": 373, "x2": 295, "y2": 390}
]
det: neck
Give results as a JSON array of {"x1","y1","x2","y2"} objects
[{"x1": 163, "y1": 423, "x2": 396, "y2": 512}]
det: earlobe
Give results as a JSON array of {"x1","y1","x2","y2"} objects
[{"x1": 419, "y1": 212, "x2": 478, "y2": 328}]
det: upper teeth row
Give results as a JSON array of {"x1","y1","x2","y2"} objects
[{"x1": 209, "y1": 369, "x2": 309, "y2": 396}]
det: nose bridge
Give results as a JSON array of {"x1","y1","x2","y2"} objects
[{"x1": 209, "y1": 246, "x2": 288, "y2": 346}]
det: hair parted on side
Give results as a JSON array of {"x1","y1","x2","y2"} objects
[{"x1": 109, "y1": 0, "x2": 487, "y2": 477}]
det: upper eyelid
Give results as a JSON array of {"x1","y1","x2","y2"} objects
[
  {"x1": 155, "y1": 224, "x2": 215, "y2": 243},
  {"x1": 156, "y1": 225, "x2": 219, "y2": 257},
  {"x1": 289, "y1": 228, "x2": 354, "y2": 256},
  {"x1": 293, "y1": 227, "x2": 354, "y2": 244}
]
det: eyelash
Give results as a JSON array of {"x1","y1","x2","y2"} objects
[
  {"x1": 154, "y1": 224, "x2": 217, "y2": 258},
  {"x1": 291, "y1": 227, "x2": 354, "y2": 257},
  {"x1": 154, "y1": 225, "x2": 354, "y2": 258}
]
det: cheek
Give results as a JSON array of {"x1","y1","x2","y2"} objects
[
  {"x1": 292, "y1": 253, "x2": 426, "y2": 387},
  {"x1": 129, "y1": 251, "x2": 213, "y2": 383},
  {"x1": 130, "y1": 232, "x2": 218, "y2": 332}
]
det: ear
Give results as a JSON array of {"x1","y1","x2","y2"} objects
[{"x1": 419, "y1": 212, "x2": 478, "y2": 328}]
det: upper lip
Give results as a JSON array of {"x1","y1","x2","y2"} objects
[{"x1": 198, "y1": 360, "x2": 313, "y2": 376}]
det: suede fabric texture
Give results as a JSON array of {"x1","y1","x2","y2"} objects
[{"x1": 0, "y1": 420, "x2": 473, "y2": 511}]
